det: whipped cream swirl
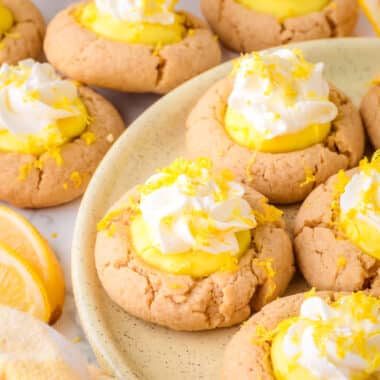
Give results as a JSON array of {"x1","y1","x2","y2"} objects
[
  {"x1": 228, "y1": 48, "x2": 338, "y2": 139},
  {"x1": 138, "y1": 160, "x2": 256, "y2": 255},
  {"x1": 0, "y1": 59, "x2": 81, "y2": 137},
  {"x1": 94, "y1": 0, "x2": 176, "y2": 24},
  {"x1": 340, "y1": 167, "x2": 380, "y2": 231},
  {"x1": 280, "y1": 295, "x2": 380, "y2": 379}
]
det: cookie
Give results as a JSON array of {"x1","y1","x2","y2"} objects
[
  {"x1": 0, "y1": 85, "x2": 124, "y2": 208},
  {"x1": 222, "y1": 291, "x2": 355, "y2": 380},
  {"x1": 0, "y1": 0, "x2": 45, "y2": 64},
  {"x1": 294, "y1": 167, "x2": 380, "y2": 293},
  {"x1": 95, "y1": 179, "x2": 294, "y2": 331},
  {"x1": 186, "y1": 77, "x2": 364, "y2": 204},
  {"x1": 201, "y1": 0, "x2": 358, "y2": 52},
  {"x1": 361, "y1": 82, "x2": 380, "y2": 149},
  {"x1": 44, "y1": 3, "x2": 221, "y2": 94},
  {"x1": 0, "y1": 305, "x2": 113, "y2": 380}
]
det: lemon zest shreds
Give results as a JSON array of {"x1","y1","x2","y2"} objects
[
  {"x1": 69, "y1": 171, "x2": 83, "y2": 189},
  {"x1": 81, "y1": 131, "x2": 96, "y2": 145},
  {"x1": 253, "y1": 198, "x2": 283, "y2": 224},
  {"x1": 300, "y1": 167, "x2": 316, "y2": 187},
  {"x1": 336, "y1": 255, "x2": 347, "y2": 269},
  {"x1": 304, "y1": 287, "x2": 317, "y2": 299},
  {"x1": 253, "y1": 257, "x2": 277, "y2": 301}
]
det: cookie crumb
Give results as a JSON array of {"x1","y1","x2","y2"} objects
[
  {"x1": 51, "y1": 233, "x2": 58, "y2": 239},
  {"x1": 72, "y1": 336, "x2": 81, "y2": 343}
]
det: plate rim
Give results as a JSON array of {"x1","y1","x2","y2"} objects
[{"x1": 71, "y1": 37, "x2": 380, "y2": 379}]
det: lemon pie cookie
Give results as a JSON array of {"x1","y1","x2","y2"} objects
[
  {"x1": 0, "y1": 59, "x2": 124, "y2": 208},
  {"x1": 0, "y1": 0, "x2": 45, "y2": 64},
  {"x1": 95, "y1": 158, "x2": 294, "y2": 331},
  {"x1": 44, "y1": 0, "x2": 221, "y2": 94},
  {"x1": 361, "y1": 79, "x2": 380, "y2": 149},
  {"x1": 201, "y1": 0, "x2": 358, "y2": 52},
  {"x1": 186, "y1": 49, "x2": 364, "y2": 204},
  {"x1": 295, "y1": 152, "x2": 380, "y2": 293},
  {"x1": 222, "y1": 291, "x2": 380, "y2": 379},
  {"x1": 0, "y1": 305, "x2": 113, "y2": 379}
]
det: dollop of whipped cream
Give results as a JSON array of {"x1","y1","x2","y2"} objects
[
  {"x1": 137, "y1": 158, "x2": 256, "y2": 255},
  {"x1": 339, "y1": 157, "x2": 380, "y2": 231},
  {"x1": 278, "y1": 294, "x2": 380, "y2": 379},
  {"x1": 0, "y1": 59, "x2": 81, "y2": 137},
  {"x1": 227, "y1": 48, "x2": 338, "y2": 139},
  {"x1": 94, "y1": 0, "x2": 177, "y2": 24}
]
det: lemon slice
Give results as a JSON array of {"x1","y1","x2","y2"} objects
[
  {"x1": 0, "y1": 206, "x2": 65, "y2": 323},
  {"x1": 360, "y1": 0, "x2": 380, "y2": 35},
  {"x1": 0, "y1": 243, "x2": 51, "y2": 322}
]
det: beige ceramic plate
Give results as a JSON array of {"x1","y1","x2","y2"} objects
[{"x1": 72, "y1": 38, "x2": 380, "y2": 380}]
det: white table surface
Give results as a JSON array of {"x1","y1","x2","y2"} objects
[{"x1": 2, "y1": 0, "x2": 376, "y2": 368}]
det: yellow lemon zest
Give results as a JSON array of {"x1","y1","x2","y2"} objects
[
  {"x1": 304, "y1": 287, "x2": 317, "y2": 299},
  {"x1": 69, "y1": 171, "x2": 83, "y2": 189},
  {"x1": 301, "y1": 167, "x2": 316, "y2": 187},
  {"x1": 253, "y1": 257, "x2": 276, "y2": 301},
  {"x1": 253, "y1": 198, "x2": 283, "y2": 224},
  {"x1": 336, "y1": 255, "x2": 348, "y2": 269}
]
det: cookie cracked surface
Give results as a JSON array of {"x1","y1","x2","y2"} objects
[
  {"x1": 44, "y1": 3, "x2": 221, "y2": 94},
  {"x1": 0, "y1": 86, "x2": 124, "y2": 208},
  {"x1": 0, "y1": 0, "x2": 45, "y2": 64},
  {"x1": 95, "y1": 186, "x2": 294, "y2": 331},
  {"x1": 201, "y1": 0, "x2": 358, "y2": 52},
  {"x1": 186, "y1": 77, "x2": 365, "y2": 204},
  {"x1": 294, "y1": 169, "x2": 380, "y2": 293}
]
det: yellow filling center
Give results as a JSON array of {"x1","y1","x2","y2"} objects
[
  {"x1": 334, "y1": 154, "x2": 380, "y2": 261},
  {"x1": 270, "y1": 293, "x2": 380, "y2": 380},
  {"x1": 74, "y1": 2, "x2": 187, "y2": 46},
  {"x1": 0, "y1": 4, "x2": 13, "y2": 37},
  {"x1": 0, "y1": 98, "x2": 89, "y2": 156},
  {"x1": 130, "y1": 214, "x2": 251, "y2": 278},
  {"x1": 224, "y1": 107, "x2": 331, "y2": 153},
  {"x1": 235, "y1": 0, "x2": 329, "y2": 19}
]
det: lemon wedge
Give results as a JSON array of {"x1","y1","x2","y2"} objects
[
  {"x1": 359, "y1": 0, "x2": 380, "y2": 35},
  {"x1": 0, "y1": 243, "x2": 51, "y2": 322},
  {"x1": 0, "y1": 206, "x2": 65, "y2": 323}
]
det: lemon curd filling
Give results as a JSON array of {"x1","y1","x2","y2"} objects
[
  {"x1": 334, "y1": 152, "x2": 380, "y2": 260},
  {"x1": 225, "y1": 107, "x2": 331, "y2": 153},
  {"x1": 75, "y1": 2, "x2": 187, "y2": 46},
  {"x1": 235, "y1": 0, "x2": 329, "y2": 20},
  {"x1": 0, "y1": 4, "x2": 14, "y2": 38},
  {"x1": 269, "y1": 293, "x2": 380, "y2": 380},
  {"x1": 119, "y1": 157, "x2": 265, "y2": 278},
  {"x1": 0, "y1": 61, "x2": 89, "y2": 156},
  {"x1": 224, "y1": 49, "x2": 337, "y2": 154},
  {"x1": 130, "y1": 215, "x2": 251, "y2": 277}
]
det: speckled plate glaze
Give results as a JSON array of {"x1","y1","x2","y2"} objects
[{"x1": 72, "y1": 38, "x2": 380, "y2": 380}]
